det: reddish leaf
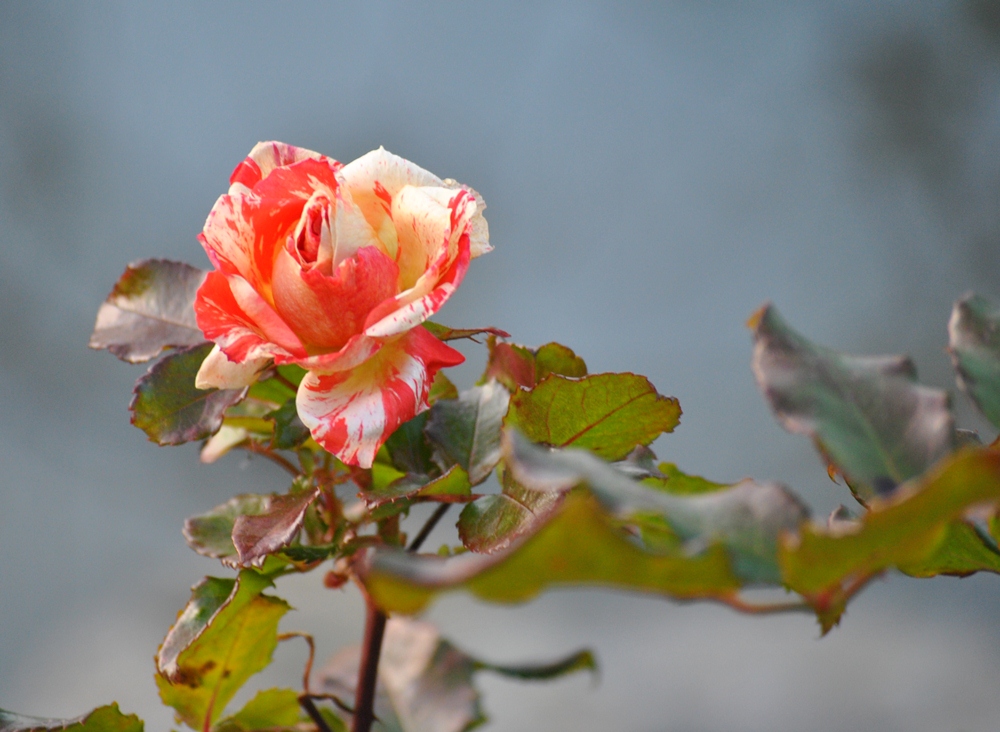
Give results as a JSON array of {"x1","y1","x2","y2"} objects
[{"x1": 232, "y1": 488, "x2": 320, "y2": 567}]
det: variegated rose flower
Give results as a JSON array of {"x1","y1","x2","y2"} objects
[{"x1": 194, "y1": 141, "x2": 490, "y2": 467}]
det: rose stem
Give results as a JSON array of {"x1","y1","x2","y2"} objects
[{"x1": 351, "y1": 503, "x2": 451, "y2": 732}]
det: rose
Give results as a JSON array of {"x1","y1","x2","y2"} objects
[{"x1": 193, "y1": 141, "x2": 491, "y2": 467}]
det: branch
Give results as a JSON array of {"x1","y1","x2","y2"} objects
[
  {"x1": 351, "y1": 504, "x2": 452, "y2": 732},
  {"x1": 243, "y1": 440, "x2": 301, "y2": 477}
]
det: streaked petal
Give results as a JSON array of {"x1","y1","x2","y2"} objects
[
  {"x1": 200, "y1": 157, "x2": 341, "y2": 297},
  {"x1": 288, "y1": 332, "x2": 383, "y2": 372},
  {"x1": 363, "y1": 189, "x2": 475, "y2": 338},
  {"x1": 272, "y1": 244, "x2": 399, "y2": 350},
  {"x1": 195, "y1": 343, "x2": 270, "y2": 390},
  {"x1": 442, "y1": 179, "x2": 491, "y2": 258},
  {"x1": 296, "y1": 326, "x2": 464, "y2": 467},
  {"x1": 195, "y1": 270, "x2": 304, "y2": 362},
  {"x1": 229, "y1": 141, "x2": 328, "y2": 194},
  {"x1": 338, "y1": 148, "x2": 442, "y2": 252}
]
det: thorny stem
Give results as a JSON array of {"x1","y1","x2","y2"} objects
[
  {"x1": 350, "y1": 504, "x2": 452, "y2": 732},
  {"x1": 244, "y1": 441, "x2": 301, "y2": 477}
]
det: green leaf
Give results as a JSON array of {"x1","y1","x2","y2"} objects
[
  {"x1": 213, "y1": 688, "x2": 300, "y2": 732},
  {"x1": 422, "y1": 322, "x2": 509, "y2": 342},
  {"x1": 457, "y1": 466, "x2": 563, "y2": 553},
  {"x1": 266, "y1": 399, "x2": 310, "y2": 450},
  {"x1": 131, "y1": 343, "x2": 246, "y2": 445},
  {"x1": 949, "y1": 293, "x2": 1000, "y2": 429},
  {"x1": 90, "y1": 258, "x2": 207, "y2": 363},
  {"x1": 183, "y1": 494, "x2": 272, "y2": 563},
  {"x1": 643, "y1": 462, "x2": 729, "y2": 495},
  {"x1": 780, "y1": 449, "x2": 1000, "y2": 610},
  {"x1": 481, "y1": 338, "x2": 587, "y2": 391},
  {"x1": 0, "y1": 704, "x2": 143, "y2": 732},
  {"x1": 475, "y1": 649, "x2": 596, "y2": 680},
  {"x1": 362, "y1": 489, "x2": 741, "y2": 615},
  {"x1": 505, "y1": 373, "x2": 681, "y2": 461},
  {"x1": 425, "y1": 381, "x2": 510, "y2": 485},
  {"x1": 898, "y1": 521, "x2": 1000, "y2": 578},
  {"x1": 317, "y1": 618, "x2": 592, "y2": 732},
  {"x1": 231, "y1": 488, "x2": 319, "y2": 568},
  {"x1": 428, "y1": 371, "x2": 459, "y2": 404},
  {"x1": 156, "y1": 571, "x2": 290, "y2": 730},
  {"x1": 384, "y1": 412, "x2": 437, "y2": 476},
  {"x1": 750, "y1": 304, "x2": 956, "y2": 501}
]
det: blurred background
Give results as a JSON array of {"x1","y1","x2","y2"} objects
[{"x1": 3, "y1": 2, "x2": 1000, "y2": 730}]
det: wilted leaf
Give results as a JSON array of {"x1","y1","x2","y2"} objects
[
  {"x1": 750, "y1": 304, "x2": 956, "y2": 501},
  {"x1": 90, "y1": 259, "x2": 207, "y2": 363},
  {"x1": 502, "y1": 431, "x2": 808, "y2": 584},
  {"x1": 232, "y1": 488, "x2": 320, "y2": 567},
  {"x1": 949, "y1": 293, "x2": 1000, "y2": 429},
  {"x1": 318, "y1": 618, "x2": 592, "y2": 732},
  {"x1": 481, "y1": 338, "x2": 587, "y2": 391},
  {"x1": 362, "y1": 489, "x2": 741, "y2": 615},
  {"x1": 156, "y1": 571, "x2": 290, "y2": 730},
  {"x1": 423, "y1": 322, "x2": 510, "y2": 342},
  {"x1": 266, "y1": 399, "x2": 310, "y2": 450},
  {"x1": 131, "y1": 343, "x2": 246, "y2": 445},
  {"x1": 0, "y1": 705, "x2": 143, "y2": 732},
  {"x1": 183, "y1": 494, "x2": 271, "y2": 562},
  {"x1": 425, "y1": 381, "x2": 510, "y2": 485},
  {"x1": 213, "y1": 688, "x2": 300, "y2": 732},
  {"x1": 505, "y1": 373, "x2": 681, "y2": 462},
  {"x1": 780, "y1": 449, "x2": 1000, "y2": 605},
  {"x1": 457, "y1": 466, "x2": 563, "y2": 554}
]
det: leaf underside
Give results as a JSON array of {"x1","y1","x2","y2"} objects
[
  {"x1": 0, "y1": 705, "x2": 143, "y2": 732},
  {"x1": 89, "y1": 258, "x2": 207, "y2": 363},
  {"x1": 750, "y1": 303, "x2": 956, "y2": 501},
  {"x1": 949, "y1": 292, "x2": 1000, "y2": 429}
]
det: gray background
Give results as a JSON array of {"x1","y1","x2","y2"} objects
[{"x1": 3, "y1": 2, "x2": 1000, "y2": 730}]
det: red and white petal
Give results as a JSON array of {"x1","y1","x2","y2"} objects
[
  {"x1": 286, "y1": 332, "x2": 383, "y2": 372},
  {"x1": 338, "y1": 148, "x2": 443, "y2": 254},
  {"x1": 195, "y1": 270, "x2": 305, "y2": 363},
  {"x1": 195, "y1": 344, "x2": 270, "y2": 390},
  {"x1": 201, "y1": 157, "x2": 342, "y2": 297},
  {"x1": 443, "y1": 179, "x2": 491, "y2": 258},
  {"x1": 363, "y1": 233, "x2": 470, "y2": 338},
  {"x1": 271, "y1": 243, "x2": 399, "y2": 351},
  {"x1": 362, "y1": 188, "x2": 475, "y2": 338},
  {"x1": 229, "y1": 141, "x2": 328, "y2": 195},
  {"x1": 296, "y1": 326, "x2": 464, "y2": 467}
]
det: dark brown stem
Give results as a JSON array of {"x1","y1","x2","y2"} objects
[
  {"x1": 299, "y1": 695, "x2": 334, "y2": 732},
  {"x1": 407, "y1": 503, "x2": 450, "y2": 553},
  {"x1": 274, "y1": 371, "x2": 300, "y2": 393},
  {"x1": 350, "y1": 504, "x2": 451, "y2": 732},
  {"x1": 244, "y1": 441, "x2": 301, "y2": 477}
]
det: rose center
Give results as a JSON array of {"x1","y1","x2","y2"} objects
[{"x1": 293, "y1": 193, "x2": 334, "y2": 272}]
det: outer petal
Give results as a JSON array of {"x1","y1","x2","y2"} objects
[
  {"x1": 338, "y1": 148, "x2": 442, "y2": 256},
  {"x1": 229, "y1": 141, "x2": 327, "y2": 195},
  {"x1": 200, "y1": 157, "x2": 342, "y2": 298},
  {"x1": 195, "y1": 344, "x2": 270, "y2": 390},
  {"x1": 442, "y1": 179, "x2": 491, "y2": 258},
  {"x1": 195, "y1": 270, "x2": 305, "y2": 363},
  {"x1": 296, "y1": 326, "x2": 464, "y2": 467},
  {"x1": 362, "y1": 188, "x2": 475, "y2": 338}
]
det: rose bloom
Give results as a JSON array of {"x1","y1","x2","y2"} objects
[{"x1": 193, "y1": 141, "x2": 490, "y2": 467}]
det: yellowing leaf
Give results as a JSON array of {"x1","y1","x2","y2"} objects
[{"x1": 156, "y1": 571, "x2": 289, "y2": 730}]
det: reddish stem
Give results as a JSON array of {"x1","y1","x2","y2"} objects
[{"x1": 350, "y1": 504, "x2": 450, "y2": 732}]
